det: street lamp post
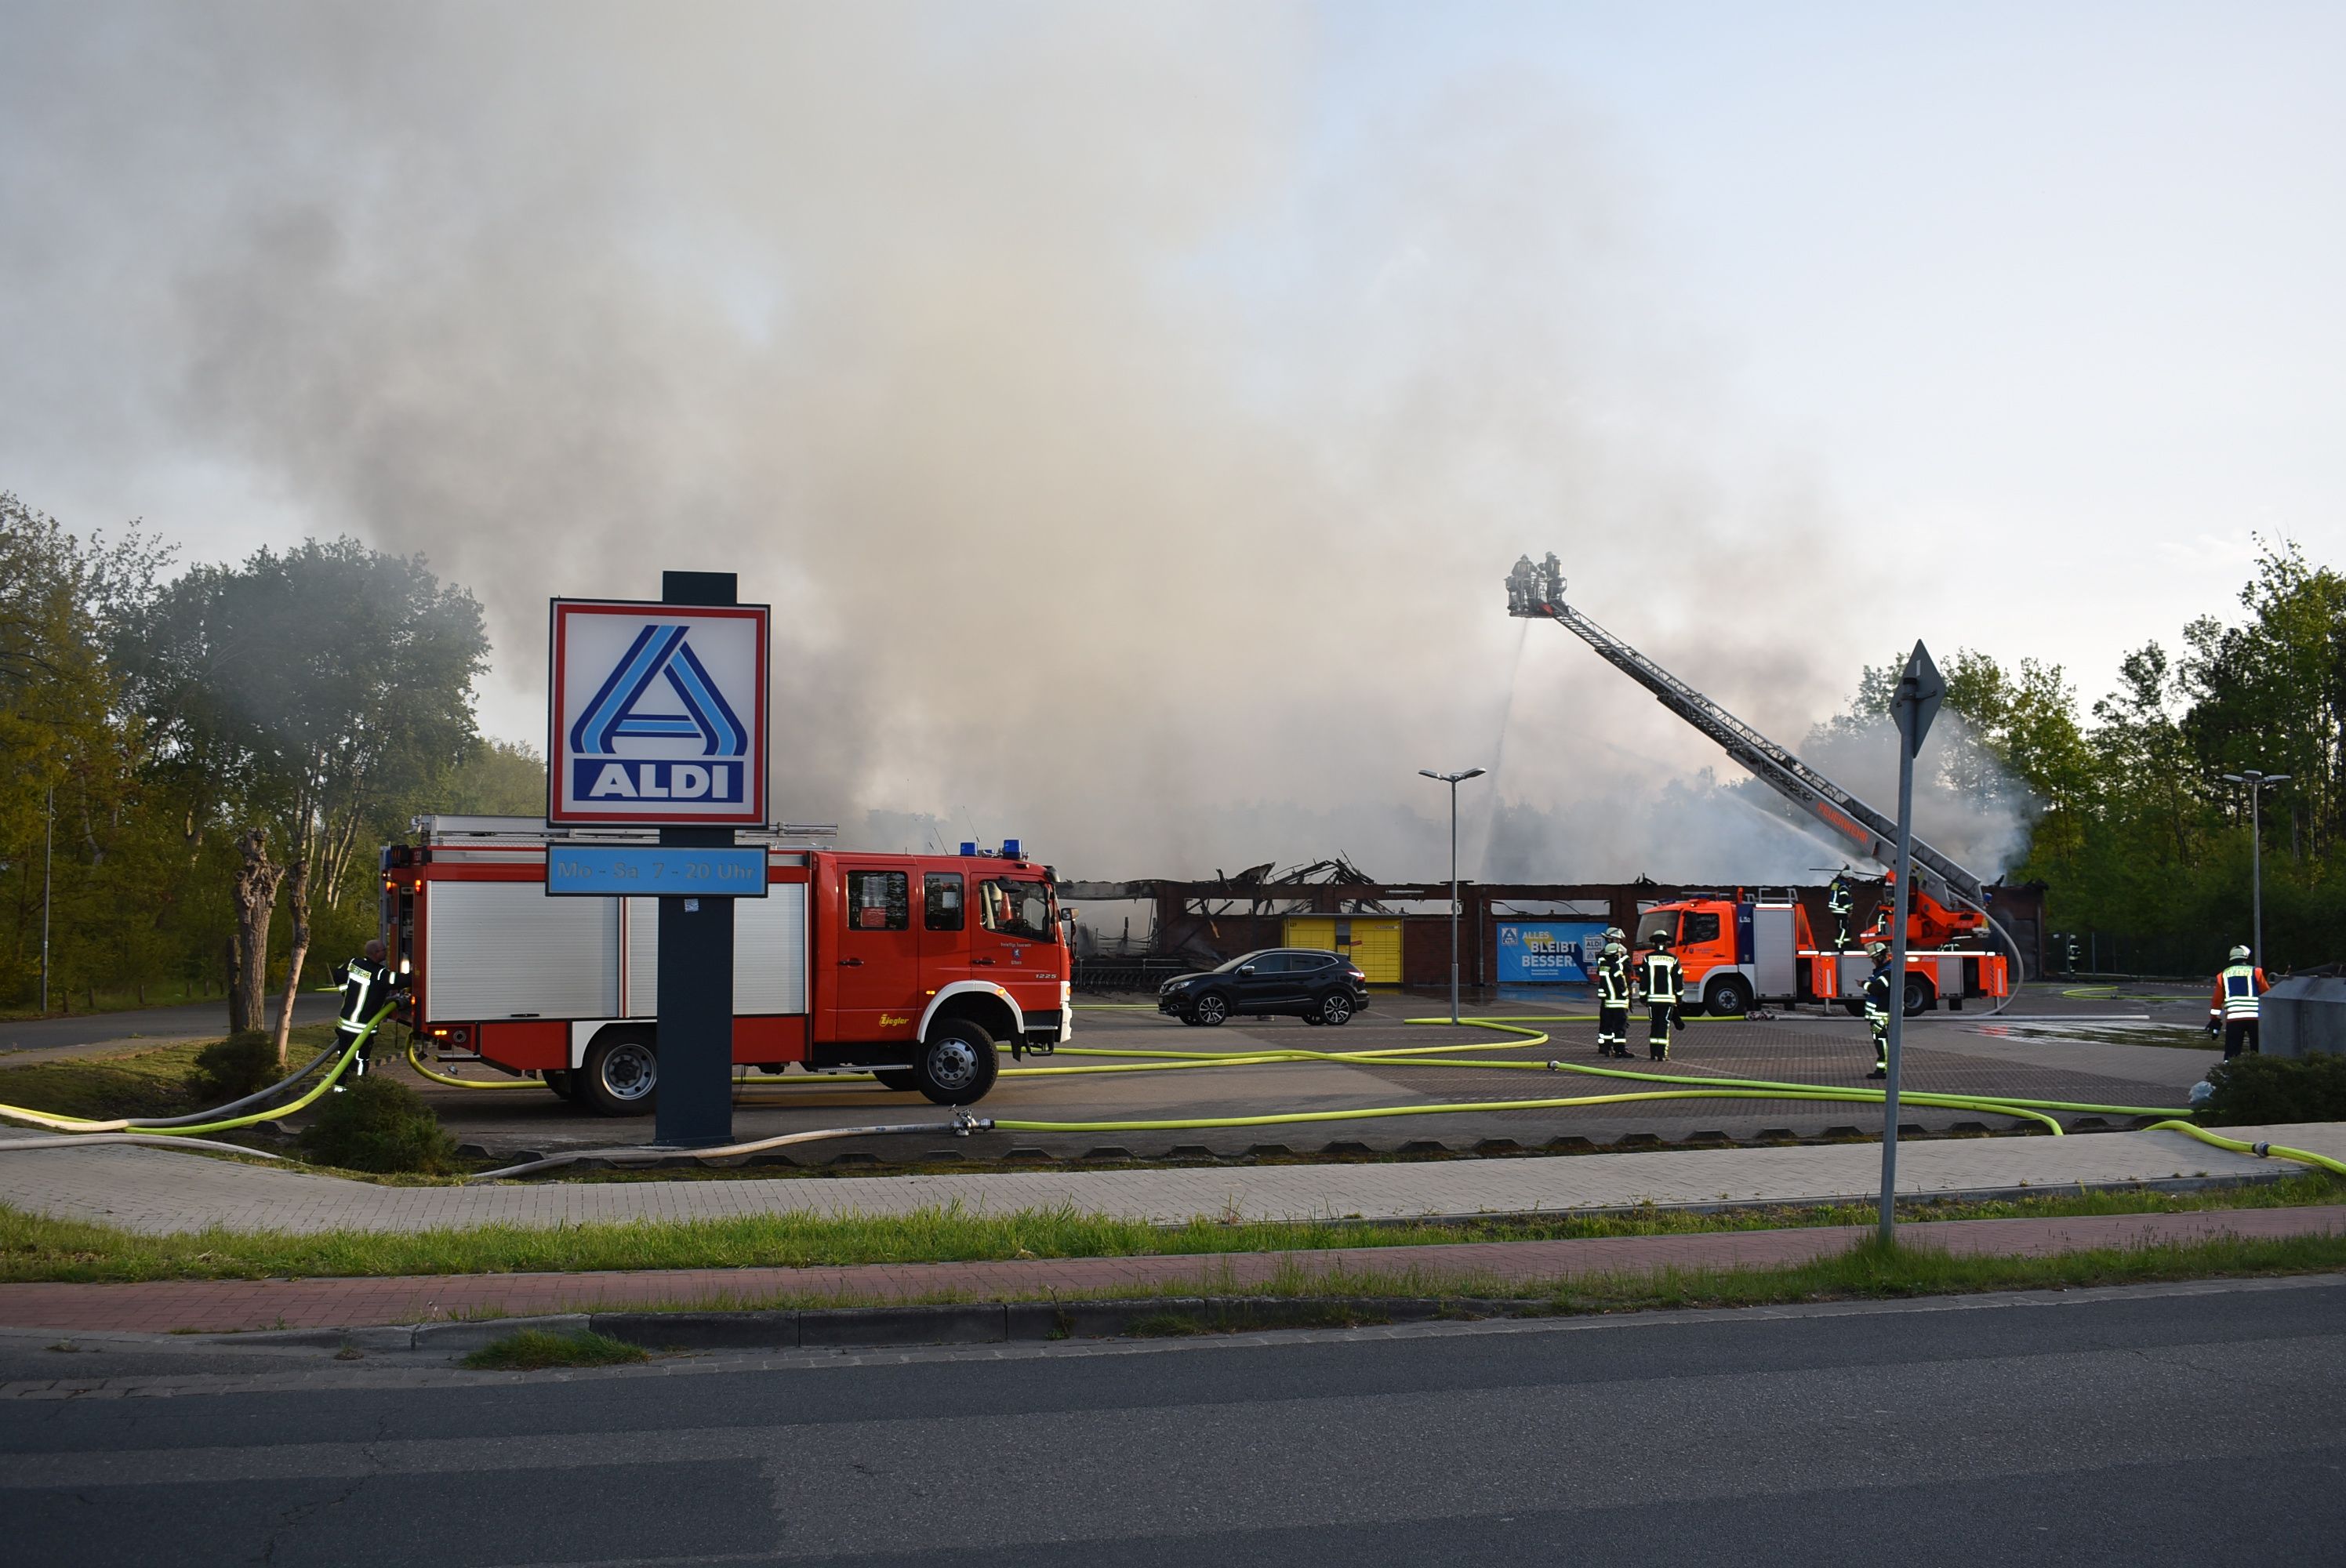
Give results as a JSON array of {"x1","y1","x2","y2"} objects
[
  {"x1": 1418, "y1": 767, "x2": 1487, "y2": 1025},
  {"x1": 2220, "y1": 770, "x2": 2291, "y2": 967}
]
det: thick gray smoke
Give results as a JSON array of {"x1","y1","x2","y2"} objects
[{"x1": 1, "y1": 2, "x2": 1898, "y2": 878}]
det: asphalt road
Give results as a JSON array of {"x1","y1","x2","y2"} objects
[
  {"x1": 0, "y1": 993, "x2": 336, "y2": 1060},
  {"x1": 409, "y1": 983, "x2": 2217, "y2": 1162},
  {"x1": 5, "y1": 1276, "x2": 2340, "y2": 1565}
]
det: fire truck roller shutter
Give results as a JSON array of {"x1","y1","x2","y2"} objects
[
  {"x1": 1283, "y1": 917, "x2": 1401, "y2": 984},
  {"x1": 623, "y1": 884, "x2": 808, "y2": 1017},
  {"x1": 427, "y1": 882, "x2": 618, "y2": 1022}
]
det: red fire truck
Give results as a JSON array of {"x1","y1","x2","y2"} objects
[
  {"x1": 379, "y1": 816, "x2": 1069, "y2": 1113},
  {"x1": 1632, "y1": 886, "x2": 2009, "y2": 1018}
]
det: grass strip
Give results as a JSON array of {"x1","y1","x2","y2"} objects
[
  {"x1": 459, "y1": 1328, "x2": 648, "y2": 1370},
  {"x1": 0, "y1": 1025, "x2": 342, "y2": 1121},
  {"x1": 2, "y1": 1173, "x2": 2339, "y2": 1283}
]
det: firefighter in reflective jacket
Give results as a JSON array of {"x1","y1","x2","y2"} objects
[
  {"x1": 331, "y1": 938, "x2": 408, "y2": 1087},
  {"x1": 1828, "y1": 873, "x2": 1854, "y2": 950},
  {"x1": 1862, "y1": 941, "x2": 1894, "y2": 1080},
  {"x1": 1594, "y1": 931, "x2": 1632, "y2": 1058},
  {"x1": 2207, "y1": 946, "x2": 2269, "y2": 1059},
  {"x1": 1636, "y1": 931, "x2": 1683, "y2": 1061}
]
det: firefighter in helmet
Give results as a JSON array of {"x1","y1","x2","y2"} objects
[
  {"x1": 1506, "y1": 554, "x2": 1538, "y2": 615},
  {"x1": 1636, "y1": 927, "x2": 1683, "y2": 1062},
  {"x1": 330, "y1": 938, "x2": 409, "y2": 1088},
  {"x1": 1862, "y1": 940, "x2": 1894, "y2": 1080},
  {"x1": 1827, "y1": 871, "x2": 1854, "y2": 951},
  {"x1": 2206, "y1": 945, "x2": 2270, "y2": 1059},
  {"x1": 1593, "y1": 929, "x2": 1632, "y2": 1058}
]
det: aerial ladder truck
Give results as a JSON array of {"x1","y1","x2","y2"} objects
[{"x1": 1505, "y1": 552, "x2": 2016, "y2": 1017}]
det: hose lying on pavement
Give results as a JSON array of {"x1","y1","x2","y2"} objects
[
  {"x1": 2144, "y1": 1120, "x2": 2346, "y2": 1178},
  {"x1": 0, "y1": 1004, "x2": 394, "y2": 1136},
  {"x1": 467, "y1": 1116, "x2": 990, "y2": 1181},
  {"x1": 0, "y1": 1132, "x2": 288, "y2": 1159}
]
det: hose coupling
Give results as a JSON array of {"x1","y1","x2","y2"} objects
[
  {"x1": 952, "y1": 1111, "x2": 993, "y2": 1137},
  {"x1": 2253, "y1": 1142, "x2": 2272, "y2": 1157},
  {"x1": 1545, "y1": 1059, "x2": 1560, "y2": 1072}
]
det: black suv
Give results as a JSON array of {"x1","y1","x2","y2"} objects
[{"x1": 1157, "y1": 949, "x2": 1370, "y2": 1027}]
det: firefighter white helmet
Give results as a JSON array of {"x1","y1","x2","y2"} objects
[
  {"x1": 2230, "y1": 945, "x2": 2252, "y2": 964},
  {"x1": 1865, "y1": 941, "x2": 1890, "y2": 961}
]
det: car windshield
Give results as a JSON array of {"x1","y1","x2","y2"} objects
[
  {"x1": 1635, "y1": 909, "x2": 1677, "y2": 947},
  {"x1": 1211, "y1": 950, "x2": 1268, "y2": 975}
]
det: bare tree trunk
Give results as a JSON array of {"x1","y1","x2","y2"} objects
[
  {"x1": 224, "y1": 934, "x2": 244, "y2": 1031},
  {"x1": 273, "y1": 856, "x2": 311, "y2": 1069},
  {"x1": 231, "y1": 828, "x2": 282, "y2": 1042}
]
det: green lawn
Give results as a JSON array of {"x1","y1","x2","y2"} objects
[{"x1": 2, "y1": 1172, "x2": 2338, "y2": 1284}]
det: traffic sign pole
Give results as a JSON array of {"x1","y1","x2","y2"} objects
[{"x1": 1881, "y1": 641, "x2": 1943, "y2": 1244}]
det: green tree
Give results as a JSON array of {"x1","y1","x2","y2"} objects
[{"x1": 121, "y1": 539, "x2": 488, "y2": 1059}]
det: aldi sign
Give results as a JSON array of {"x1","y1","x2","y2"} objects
[{"x1": 548, "y1": 599, "x2": 768, "y2": 825}]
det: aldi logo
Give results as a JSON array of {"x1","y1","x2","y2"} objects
[{"x1": 549, "y1": 600, "x2": 768, "y2": 825}]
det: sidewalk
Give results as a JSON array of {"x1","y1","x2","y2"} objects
[
  {"x1": 2, "y1": 1123, "x2": 2340, "y2": 1236},
  {"x1": 2, "y1": 1205, "x2": 2338, "y2": 1334}
]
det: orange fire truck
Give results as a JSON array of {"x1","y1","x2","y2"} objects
[
  {"x1": 1508, "y1": 552, "x2": 2022, "y2": 1011},
  {"x1": 380, "y1": 816, "x2": 1069, "y2": 1113},
  {"x1": 1631, "y1": 882, "x2": 2008, "y2": 1019}
]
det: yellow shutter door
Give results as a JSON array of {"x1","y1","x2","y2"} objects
[{"x1": 1284, "y1": 916, "x2": 1400, "y2": 984}]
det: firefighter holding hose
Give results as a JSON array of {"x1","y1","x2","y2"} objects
[
  {"x1": 330, "y1": 938, "x2": 409, "y2": 1087},
  {"x1": 1594, "y1": 930, "x2": 1632, "y2": 1058},
  {"x1": 1863, "y1": 940, "x2": 1894, "y2": 1080},
  {"x1": 1636, "y1": 930, "x2": 1683, "y2": 1062}
]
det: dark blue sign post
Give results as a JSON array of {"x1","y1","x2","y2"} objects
[
  {"x1": 653, "y1": 570, "x2": 744, "y2": 1148},
  {"x1": 548, "y1": 571, "x2": 769, "y2": 1149}
]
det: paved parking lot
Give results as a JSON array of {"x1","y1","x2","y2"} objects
[{"x1": 395, "y1": 982, "x2": 2218, "y2": 1164}]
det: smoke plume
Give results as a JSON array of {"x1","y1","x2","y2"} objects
[{"x1": 1, "y1": 3, "x2": 1901, "y2": 878}]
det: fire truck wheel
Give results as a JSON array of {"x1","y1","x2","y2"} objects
[
  {"x1": 543, "y1": 1069, "x2": 576, "y2": 1102},
  {"x1": 1902, "y1": 975, "x2": 1934, "y2": 1016},
  {"x1": 583, "y1": 1030, "x2": 659, "y2": 1116},
  {"x1": 871, "y1": 1069, "x2": 918, "y2": 1092},
  {"x1": 1703, "y1": 975, "x2": 1753, "y2": 1018},
  {"x1": 913, "y1": 1019, "x2": 999, "y2": 1105},
  {"x1": 1189, "y1": 993, "x2": 1230, "y2": 1027}
]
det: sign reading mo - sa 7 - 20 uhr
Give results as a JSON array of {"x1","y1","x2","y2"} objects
[{"x1": 548, "y1": 599, "x2": 769, "y2": 826}]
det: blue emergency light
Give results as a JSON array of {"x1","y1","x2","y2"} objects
[{"x1": 1001, "y1": 838, "x2": 1022, "y2": 859}]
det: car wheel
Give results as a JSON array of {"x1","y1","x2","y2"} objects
[
  {"x1": 1902, "y1": 975, "x2": 1934, "y2": 1017},
  {"x1": 872, "y1": 1068, "x2": 918, "y2": 1091},
  {"x1": 914, "y1": 1018, "x2": 1000, "y2": 1105},
  {"x1": 582, "y1": 1029, "x2": 657, "y2": 1116},
  {"x1": 1705, "y1": 975, "x2": 1753, "y2": 1018},
  {"x1": 1318, "y1": 991, "x2": 1355, "y2": 1026},
  {"x1": 1190, "y1": 993, "x2": 1229, "y2": 1027}
]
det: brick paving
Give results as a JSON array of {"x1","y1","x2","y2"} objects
[
  {"x1": 7, "y1": 1123, "x2": 2342, "y2": 1237},
  {"x1": 3, "y1": 1204, "x2": 2339, "y2": 1334}
]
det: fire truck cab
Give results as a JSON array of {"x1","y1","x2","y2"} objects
[
  {"x1": 380, "y1": 817, "x2": 1069, "y2": 1113},
  {"x1": 1633, "y1": 886, "x2": 2009, "y2": 1018}
]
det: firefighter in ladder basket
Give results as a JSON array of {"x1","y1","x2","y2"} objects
[
  {"x1": 1594, "y1": 929, "x2": 1632, "y2": 1058},
  {"x1": 1636, "y1": 930, "x2": 1683, "y2": 1062},
  {"x1": 1863, "y1": 940, "x2": 1894, "y2": 1080},
  {"x1": 331, "y1": 938, "x2": 409, "y2": 1088},
  {"x1": 1828, "y1": 871, "x2": 1854, "y2": 951}
]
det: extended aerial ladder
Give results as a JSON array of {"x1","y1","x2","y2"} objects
[{"x1": 1503, "y1": 552, "x2": 1993, "y2": 923}]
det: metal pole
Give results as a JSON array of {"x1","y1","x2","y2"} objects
[
  {"x1": 1880, "y1": 739, "x2": 1916, "y2": 1245},
  {"x1": 1448, "y1": 778, "x2": 1461, "y2": 1025},
  {"x1": 41, "y1": 787, "x2": 53, "y2": 1017},
  {"x1": 2250, "y1": 782, "x2": 2264, "y2": 967}
]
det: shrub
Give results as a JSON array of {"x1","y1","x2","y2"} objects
[
  {"x1": 297, "y1": 1075, "x2": 459, "y2": 1174},
  {"x1": 187, "y1": 1033, "x2": 283, "y2": 1105},
  {"x1": 2200, "y1": 1053, "x2": 2346, "y2": 1127}
]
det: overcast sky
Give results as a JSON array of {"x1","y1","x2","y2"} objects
[{"x1": 2, "y1": 2, "x2": 2337, "y2": 878}]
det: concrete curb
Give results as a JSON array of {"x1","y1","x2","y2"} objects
[{"x1": 218, "y1": 1296, "x2": 1520, "y2": 1356}]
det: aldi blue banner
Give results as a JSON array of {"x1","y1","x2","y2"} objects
[{"x1": 1495, "y1": 921, "x2": 1608, "y2": 983}]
